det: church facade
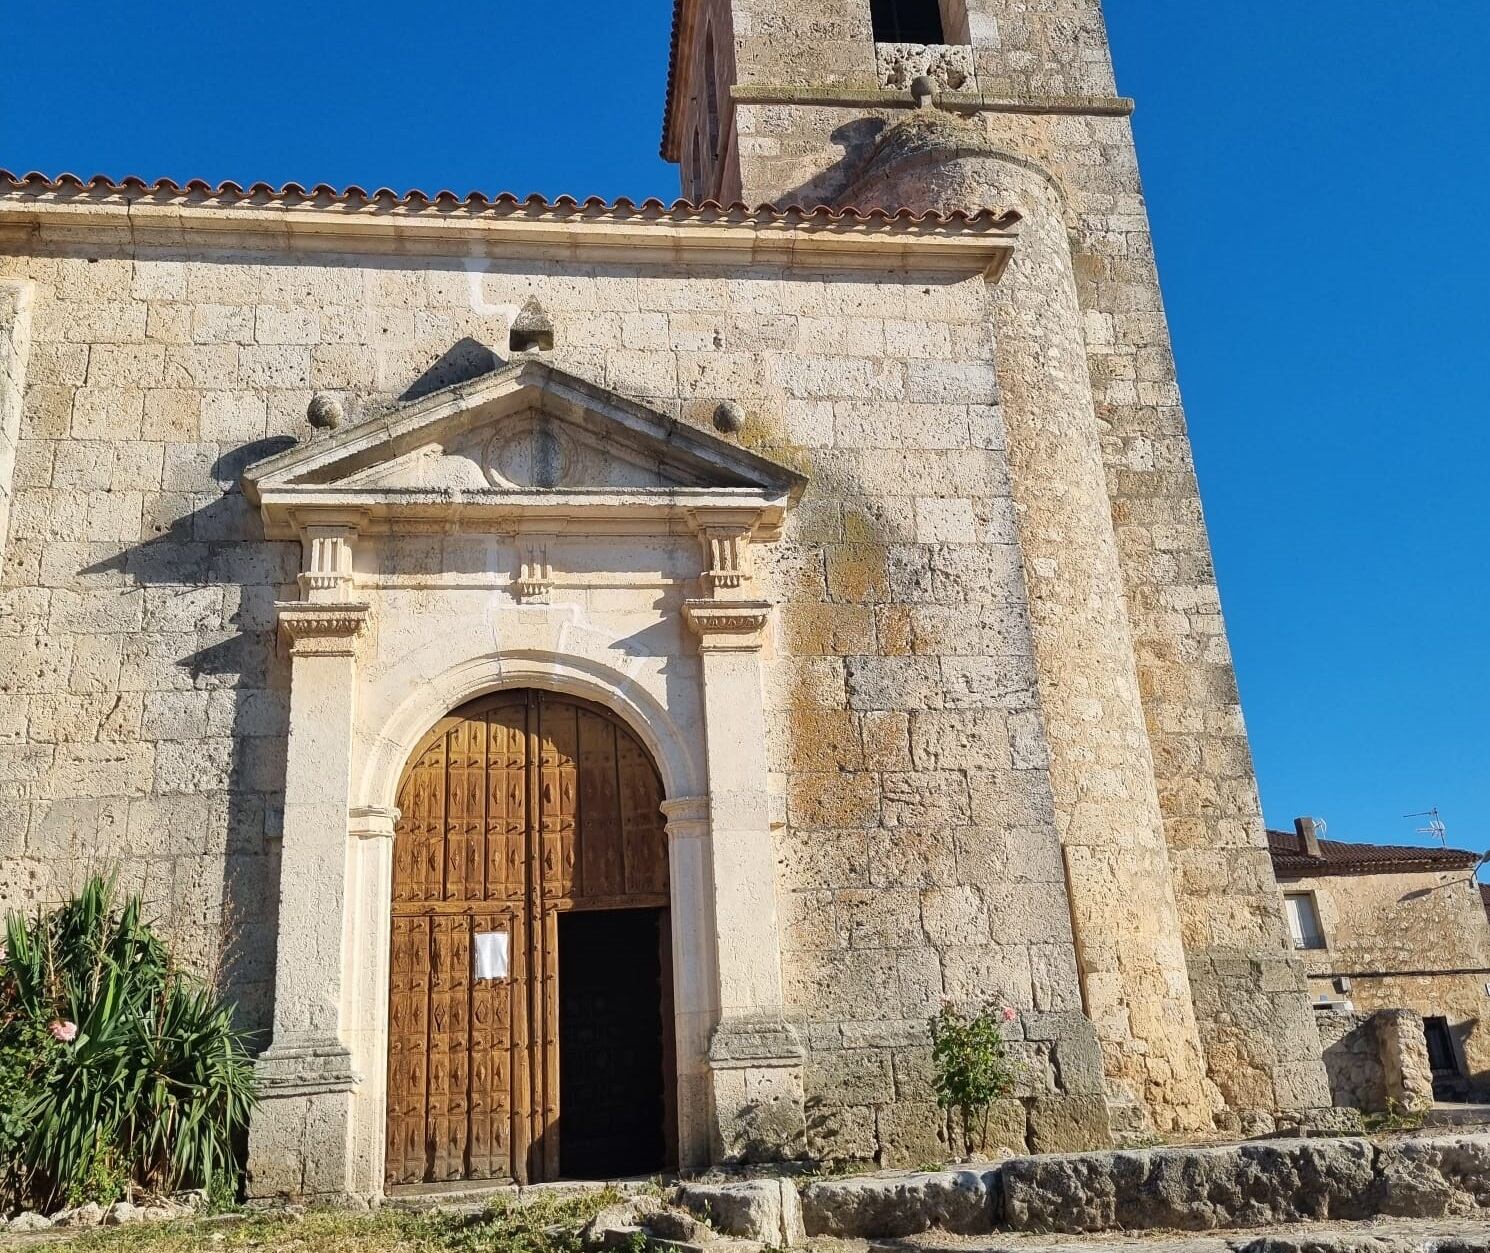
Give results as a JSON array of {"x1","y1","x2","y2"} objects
[{"x1": 0, "y1": 0, "x2": 1329, "y2": 1199}]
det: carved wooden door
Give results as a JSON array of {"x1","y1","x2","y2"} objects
[{"x1": 386, "y1": 690, "x2": 669, "y2": 1187}]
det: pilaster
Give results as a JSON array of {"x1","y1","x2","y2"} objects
[
  {"x1": 247, "y1": 561, "x2": 371, "y2": 1197},
  {"x1": 0, "y1": 280, "x2": 34, "y2": 563},
  {"x1": 681, "y1": 588, "x2": 807, "y2": 1163}
]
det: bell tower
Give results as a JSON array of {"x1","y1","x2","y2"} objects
[
  {"x1": 662, "y1": 0, "x2": 1335, "y2": 1135},
  {"x1": 660, "y1": 0, "x2": 1118, "y2": 207}
]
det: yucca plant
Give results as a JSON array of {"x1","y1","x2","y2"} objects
[{"x1": 0, "y1": 876, "x2": 257, "y2": 1211}]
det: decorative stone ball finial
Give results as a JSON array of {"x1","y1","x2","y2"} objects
[
  {"x1": 713, "y1": 400, "x2": 745, "y2": 435},
  {"x1": 910, "y1": 75, "x2": 937, "y2": 108},
  {"x1": 306, "y1": 392, "x2": 345, "y2": 432}
]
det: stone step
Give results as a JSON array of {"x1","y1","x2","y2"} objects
[
  {"x1": 1424, "y1": 1104, "x2": 1490, "y2": 1129},
  {"x1": 684, "y1": 1132, "x2": 1490, "y2": 1244},
  {"x1": 874, "y1": 1216, "x2": 1490, "y2": 1253}
]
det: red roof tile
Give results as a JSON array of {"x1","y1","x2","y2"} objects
[
  {"x1": 1268, "y1": 829, "x2": 1480, "y2": 876},
  {"x1": 0, "y1": 169, "x2": 1017, "y2": 231},
  {"x1": 661, "y1": 0, "x2": 687, "y2": 161}
]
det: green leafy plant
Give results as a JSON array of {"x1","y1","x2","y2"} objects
[
  {"x1": 0, "y1": 875, "x2": 258, "y2": 1211},
  {"x1": 929, "y1": 1000, "x2": 1019, "y2": 1159}
]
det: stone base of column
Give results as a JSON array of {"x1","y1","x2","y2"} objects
[
  {"x1": 246, "y1": 1035, "x2": 358, "y2": 1200},
  {"x1": 707, "y1": 1018, "x2": 808, "y2": 1164}
]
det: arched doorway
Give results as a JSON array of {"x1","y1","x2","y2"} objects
[{"x1": 385, "y1": 689, "x2": 675, "y2": 1187}]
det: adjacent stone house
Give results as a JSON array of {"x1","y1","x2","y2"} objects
[
  {"x1": 1271, "y1": 819, "x2": 1490, "y2": 1102},
  {"x1": 0, "y1": 0, "x2": 1333, "y2": 1201}
]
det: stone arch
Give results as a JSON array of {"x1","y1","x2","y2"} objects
[{"x1": 357, "y1": 650, "x2": 705, "y2": 819}]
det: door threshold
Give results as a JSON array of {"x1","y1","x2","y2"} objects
[{"x1": 384, "y1": 1176, "x2": 672, "y2": 1208}]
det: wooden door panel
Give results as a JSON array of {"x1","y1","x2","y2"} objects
[
  {"x1": 388, "y1": 691, "x2": 669, "y2": 1188},
  {"x1": 538, "y1": 698, "x2": 579, "y2": 900},
  {"x1": 619, "y1": 733, "x2": 668, "y2": 895},
  {"x1": 487, "y1": 707, "x2": 527, "y2": 900},
  {"x1": 577, "y1": 709, "x2": 624, "y2": 898}
]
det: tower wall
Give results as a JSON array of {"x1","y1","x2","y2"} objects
[
  {"x1": 851, "y1": 133, "x2": 1215, "y2": 1127},
  {"x1": 666, "y1": 0, "x2": 1332, "y2": 1125}
]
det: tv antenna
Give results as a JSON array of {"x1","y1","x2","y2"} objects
[{"x1": 1405, "y1": 808, "x2": 1447, "y2": 845}]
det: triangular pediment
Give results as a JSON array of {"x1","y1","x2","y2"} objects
[{"x1": 245, "y1": 358, "x2": 805, "y2": 503}]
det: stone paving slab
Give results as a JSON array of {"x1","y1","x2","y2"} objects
[{"x1": 870, "y1": 1215, "x2": 1490, "y2": 1253}]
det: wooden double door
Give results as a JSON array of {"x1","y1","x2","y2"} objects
[{"x1": 386, "y1": 690, "x2": 673, "y2": 1186}]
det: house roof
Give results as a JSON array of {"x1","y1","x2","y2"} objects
[
  {"x1": 1267, "y1": 829, "x2": 1481, "y2": 876},
  {"x1": 0, "y1": 169, "x2": 1016, "y2": 231}
]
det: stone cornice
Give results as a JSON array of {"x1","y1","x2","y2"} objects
[
  {"x1": 0, "y1": 195, "x2": 1016, "y2": 278},
  {"x1": 259, "y1": 489, "x2": 794, "y2": 543},
  {"x1": 730, "y1": 84, "x2": 1136, "y2": 117},
  {"x1": 683, "y1": 599, "x2": 772, "y2": 651},
  {"x1": 276, "y1": 601, "x2": 370, "y2": 656}
]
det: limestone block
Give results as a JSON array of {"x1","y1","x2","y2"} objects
[
  {"x1": 874, "y1": 1099, "x2": 950, "y2": 1168},
  {"x1": 1374, "y1": 1135, "x2": 1490, "y2": 1218},
  {"x1": 846, "y1": 656, "x2": 944, "y2": 711},
  {"x1": 678, "y1": 1178, "x2": 804, "y2": 1245},
  {"x1": 1025, "y1": 1095, "x2": 1111, "y2": 1154},
  {"x1": 805, "y1": 1098, "x2": 876, "y2": 1163},
  {"x1": 800, "y1": 1167, "x2": 998, "y2": 1237},
  {"x1": 190, "y1": 302, "x2": 251, "y2": 347},
  {"x1": 710, "y1": 1061, "x2": 809, "y2": 1164},
  {"x1": 1001, "y1": 1138, "x2": 1376, "y2": 1233}
]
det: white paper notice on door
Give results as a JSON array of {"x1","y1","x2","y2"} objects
[{"x1": 473, "y1": 930, "x2": 510, "y2": 981}]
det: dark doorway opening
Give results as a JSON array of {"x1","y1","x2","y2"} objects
[
  {"x1": 870, "y1": 0, "x2": 945, "y2": 45},
  {"x1": 558, "y1": 908, "x2": 671, "y2": 1179},
  {"x1": 1424, "y1": 1014, "x2": 1466, "y2": 1101}
]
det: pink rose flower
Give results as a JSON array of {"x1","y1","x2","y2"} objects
[
  {"x1": 1002, "y1": 1006, "x2": 1017, "y2": 1023},
  {"x1": 48, "y1": 1020, "x2": 78, "y2": 1043}
]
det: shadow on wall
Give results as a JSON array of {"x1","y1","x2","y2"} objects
[
  {"x1": 75, "y1": 436, "x2": 301, "y2": 1043},
  {"x1": 777, "y1": 118, "x2": 889, "y2": 209}
]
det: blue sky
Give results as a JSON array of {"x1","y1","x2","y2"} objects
[{"x1": 3, "y1": 3, "x2": 1487, "y2": 852}]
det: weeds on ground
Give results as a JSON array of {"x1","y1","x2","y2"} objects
[
  {"x1": 1363, "y1": 1099, "x2": 1427, "y2": 1135},
  {"x1": 55, "y1": 1188, "x2": 626, "y2": 1253}
]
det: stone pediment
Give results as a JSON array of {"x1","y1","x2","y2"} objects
[{"x1": 243, "y1": 358, "x2": 806, "y2": 540}]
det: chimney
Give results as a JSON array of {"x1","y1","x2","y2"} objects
[{"x1": 1295, "y1": 817, "x2": 1323, "y2": 858}]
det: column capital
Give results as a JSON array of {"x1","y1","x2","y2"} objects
[
  {"x1": 348, "y1": 805, "x2": 400, "y2": 840},
  {"x1": 276, "y1": 601, "x2": 371, "y2": 656},
  {"x1": 661, "y1": 794, "x2": 710, "y2": 836},
  {"x1": 297, "y1": 520, "x2": 364, "y2": 603},
  {"x1": 682, "y1": 599, "x2": 771, "y2": 652}
]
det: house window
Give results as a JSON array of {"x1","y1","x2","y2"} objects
[
  {"x1": 870, "y1": 0, "x2": 945, "y2": 45},
  {"x1": 689, "y1": 129, "x2": 702, "y2": 199},
  {"x1": 1283, "y1": 892, "x2": 1326, "y2": 951}
]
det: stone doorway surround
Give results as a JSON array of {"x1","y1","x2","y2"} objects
[{"x1": 239, "y1": 360, "x2": 809, "y2": 1199}]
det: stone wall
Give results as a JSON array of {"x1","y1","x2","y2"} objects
[
  {"x1": 1283, "y1": 865, "x2": 1490, "y2": 1089},
  {"x1": 712, "y1": 0, "x2": 1330, "y2": 1128},
  {"x1": 0, "y1": 226, "x2": 1107, "y2": 1168},
  {"x1": 1317, "y1": 1008, "x2": 1434, "y2": 1114},
  {"x1": 843, "y1": 116, "x2": 1214, "y2": 1132}
]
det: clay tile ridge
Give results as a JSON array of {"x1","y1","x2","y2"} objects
[
  {"x1": 0, "y1": 170, "x2": 1019, "y2": 233},
  {"x1": 1266, "y1": 829, "x2": 1481, "y2": 875}
]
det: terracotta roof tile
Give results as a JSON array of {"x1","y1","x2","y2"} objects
[
  {"x1": 661, "y1": 0, "x2": 687, "y2": 161},
  {"x1": 1267, "y1": 829, "x2": 1480, "y2": 876},
  {"x1": 0, "y1": 169, "x2": 1017, "y2": 232}
]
